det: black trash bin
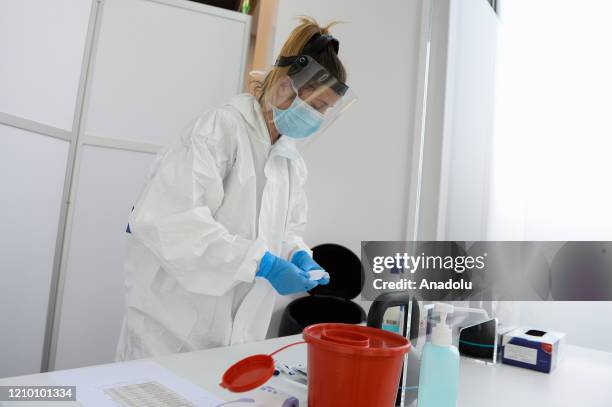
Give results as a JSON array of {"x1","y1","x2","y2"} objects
[{"x1": 278, "y1": 243, "x2": 366, "y2": 337}]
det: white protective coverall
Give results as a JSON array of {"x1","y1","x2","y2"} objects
[{"x1": 115, "y1": 93, "x2": 310, "y2": 361}]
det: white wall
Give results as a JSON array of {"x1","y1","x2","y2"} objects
[
  {"x1": 270, "y1": 0, "x2": 426, "y2": 334},
  {"x1": 273, "y1": 0, "x2": 423, "y2": 253}
]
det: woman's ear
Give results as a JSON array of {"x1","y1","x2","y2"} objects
[{"x1": 278, "y1": 76, "x2": 293, "y2": 92}]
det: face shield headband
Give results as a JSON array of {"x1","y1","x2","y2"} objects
[
  {"x1": 269, "y1": 34, "x2": 356, "y2": 139},
  {"x1": 275, "y1": 34, "x2": 349, "y2": 96}
]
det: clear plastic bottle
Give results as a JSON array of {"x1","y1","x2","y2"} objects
[{"x1": 417, "y1": 303, "x2": 460, "y2": 407}]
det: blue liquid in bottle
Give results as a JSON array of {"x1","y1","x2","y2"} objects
[
  {"x1": 417, "y1": 303, "x2": 460, "y2": 407},
  {"x1": 417, "y1": 342, "x2": 459, "y2": 406}
]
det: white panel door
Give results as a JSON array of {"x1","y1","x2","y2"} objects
[
  {"x1": 0, "y1": 125, "x2": 69, "y2": 378},
  {"x1": 83, "y1": 0, "x2": 249, "y2": 146},
  {"x1": 0, "y1": 0, "x2": 92, "y2": 130},
  {"x1": 54, "y1": 146, "x2": 154, "y2": 370}
]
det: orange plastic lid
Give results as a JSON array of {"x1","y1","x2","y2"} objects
[
  {"x1": 220, "y1": 341, "x2": 306, "y2": 393},
  {"x1": 219, "y1": 354, "x2": 275, "y2": 393}
]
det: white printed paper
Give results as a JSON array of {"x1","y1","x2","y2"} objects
[
  {"x1": 104, "y1": 381, "x2": 196, "y2": 407},
  {"x1": 48, "y1": 360, "x2": 223, "y2": 407}
]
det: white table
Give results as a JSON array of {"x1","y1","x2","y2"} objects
[{"x1": 0, "y1": 335, "x2": 611, "y2": 406}]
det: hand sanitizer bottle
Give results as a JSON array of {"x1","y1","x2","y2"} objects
[{"x1": 417, "y1": 303, "x2": 460, "y2": 407}]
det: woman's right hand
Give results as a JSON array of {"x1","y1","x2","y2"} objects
[{"x1": 256, "y1": 252, "x2": 318, "y2": 295}]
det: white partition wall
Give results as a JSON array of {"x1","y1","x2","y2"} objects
[
  {"x1": 0, "y1": 0, "x2": 93, "y2": 378},
  {"x1": 53, "y1": 146, "x2": 155, "y2": 370},
  {"x1": 0, "y1": 127, "x2": 70, "y2": 378},
  {"x1": 83, "y1": 0, "x2": 248, "y2": 147},
  {"x1": 0, "y1": 0, "x2": 93, "y2": 130},
  {"x1": 51, "y1": 0, "x2": 251, "y2": 370},
  {"x1": 1, "y1": 0, "x2": 250, "y2": 375}
]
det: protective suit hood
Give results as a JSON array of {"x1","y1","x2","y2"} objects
[{"x1": 226, "y1": 93, "x2": 300, "y2": 161}]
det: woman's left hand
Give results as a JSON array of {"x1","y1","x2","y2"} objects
[{"x1": 291, "y1": 251, "x2": 330, "y2": 285}]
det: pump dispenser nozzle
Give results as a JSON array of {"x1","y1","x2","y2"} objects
[{"x1": 431, "y1": 303, "x2": 454, "y2": 347}]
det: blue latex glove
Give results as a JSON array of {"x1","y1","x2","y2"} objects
[
  {"x1": 291, "y1": 250, "x2": 330, "y2": 285},
  {"x1": 257, "y1": 252, "x2": 318, "y2": 295}
]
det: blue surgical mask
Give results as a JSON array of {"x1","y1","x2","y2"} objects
[{"x1": 272, "y1": 95, "x2": 324, "y2": 139}]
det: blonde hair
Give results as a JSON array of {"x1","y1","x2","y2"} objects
[{"x1": 253, "y1": 16, "x2": 346, "y2": 107}]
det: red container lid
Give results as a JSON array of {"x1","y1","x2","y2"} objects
[
  {"x1": 303, "y1": 323, "x2": 411, "y2": 357},
  {"x1": 219, "y1": 354, "x2": 275, "y2": 392}
]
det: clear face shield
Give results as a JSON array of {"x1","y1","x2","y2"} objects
[{"x1": 264, "y1": 55, "x2": 357, "y2": 140}]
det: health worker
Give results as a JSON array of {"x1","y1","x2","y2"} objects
[{"x1": 115, "y1": 17, "x2": 356, "y2": 361}]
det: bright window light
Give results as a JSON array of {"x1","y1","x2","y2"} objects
[{"x1": 488, "y1": 0, "x2": 612, "y2": 240}]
